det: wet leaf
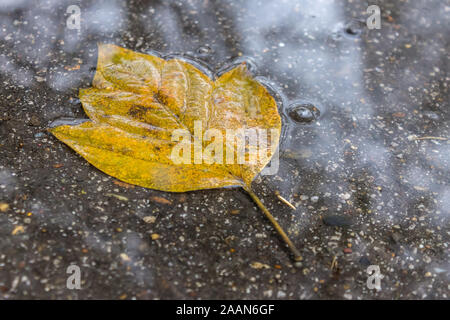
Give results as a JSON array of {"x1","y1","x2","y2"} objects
[
  {"x1": 50, "y1": 43, "x2": 280, "y2": 191},
  {"x1": 50, "y1": 44, "x2": 301, "y2": 260}
]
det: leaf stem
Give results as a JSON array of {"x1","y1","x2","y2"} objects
[{"x1": 245, "y1": 187, "x2": 302, "y2": 261}]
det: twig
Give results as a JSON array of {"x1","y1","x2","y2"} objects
[
  {"x1": 245, "y1": 187, "x2": 302, "y2": 261},
  {"x1": 274, "y1": 191, "x2": 296, "y2": 210},
  {"x1": 330, "y1": 256, "x2": 338, "y2": 270}
]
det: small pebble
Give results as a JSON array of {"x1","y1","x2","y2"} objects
[
  {"x1": 250, "y1": 262, "x2": 270, "y2": 269},
  {"x1": 288, "y1": 103, "x2": 320, "y2": 123},
  {"x1": 151, "y1": 233, "x2": 160, "y2": 240},
  {"x1": 390, "y1": 232, "x2": 403, "y2": 244},
  {"x1": 323, "y1": 215, "x2": 353, "y2": 227},
  {"x1": 359, "y1": 256, "x2": 371, "y2": 266},
  {"x1": 340, "y1": 193, "x2": 351, "y2": 200},
  {"x1": 120, "y1": 253, "x2": 130, "y2": 262},
  {"x1": 263, "y1": 290, "x2": 272, "y2": 298},
  {"x1": 423, "y1": 255, "x2": 431, "y2": 264},
  {"x1": 143, "y1": 216, "x2": 156, "y2": 224},
  {"x1": 0, "y1": 202, "x2": 10, "y2": 212}
]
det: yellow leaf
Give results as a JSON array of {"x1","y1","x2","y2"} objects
[{"x1": 49, "y1": 44, "x2": 301, "y2": 260}]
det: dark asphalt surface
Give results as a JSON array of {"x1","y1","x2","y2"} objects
[{"x1": 0, "y1": 0, "x2": 449, "y2": 299}]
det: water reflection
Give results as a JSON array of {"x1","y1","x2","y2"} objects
[{"x1": 0, "y1": 0, "x2": 448, "y2": 299}]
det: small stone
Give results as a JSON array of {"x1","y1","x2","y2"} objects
[
  {"x1": 250, "y1": 262, "x2": 270, "y2": 269},
  {"x1": 0, "y1": 202, "x2": 9, "y2": 212},
  {"x1": 196, "y1": 45, "x2": 213, "y2": 55},
  {"x1": 359, "y1": 256, "x2": 371, "y2": 266},
  {"x1": 392, "y1": 112, "x2": 406, "y2": 118},
  {"x1": 390, "y1": 232, "x2": 403, "y2": 244},
  {"x1": 151, "y1": 233, "x2": 160, "y2": 240},
  {"x1": 120, "y1": 253, "x2": 130, "y2": 262},
  {"x1": 29, "y1": 115, "x2": 41, "y2": 126},
  {"x1": 424, "y1": 272, "x2": 432, "y2": 277},
  {"x1": 424, "y1": 111, "x2": 439, "y2": 121},
  {"x1": 323, "y1": 215, "x2": 352, "y2": 227},
  {"x1": 300, "y1": 195, "x2": 309, "y2": 201},
  {"x1": 343, "y1": 248, "x2": 352, "y2": 254},
  {"x1": 288, "y1": 103, "x2": 319, "y2": 123},
  {"x1": 340, "y1": 193, "x2": 351, "y2": 200},
  {"x1": 150, "y1": 196, "x2": 172, "y2": 205},
  {"x1": 263, "y1": 290, "x2": 273, "y2": 298},
  {"x1": 310, "y1": 196, "x2": 319, "y2": 203},
  {"x1": 277, "y1": 291, "x2": 286, "y2": 298},
  {"x1": 290, "y1": 106, "x2": 314, "y2": 123},
  {"x1": 53, "y1": 258, "x2": 61, "y2": 267},
  {"x1": 143, "y1": 216, "x2": 156, "y2": 224}
]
